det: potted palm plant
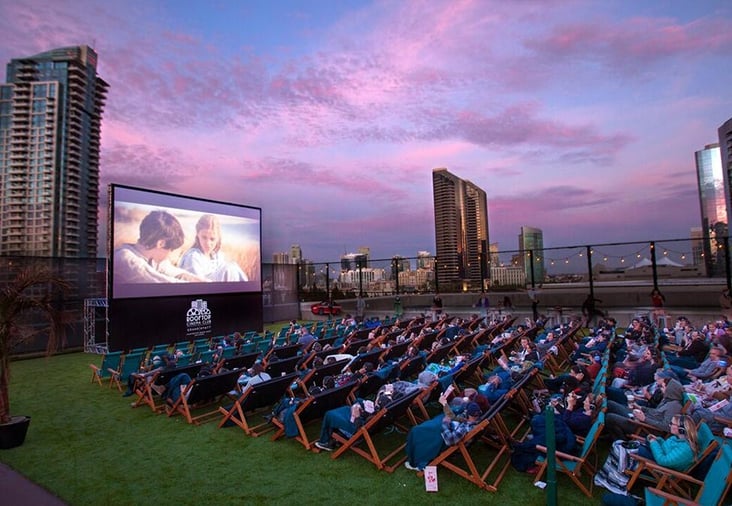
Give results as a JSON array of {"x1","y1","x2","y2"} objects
[{"x1": 0, "y1": 267, "x2": 68, "y2": 449}]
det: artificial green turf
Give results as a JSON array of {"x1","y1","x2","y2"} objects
[{"x1": 1, "y1": 347, "x2": 606, "y2": 504}]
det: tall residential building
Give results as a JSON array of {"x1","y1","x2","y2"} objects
[
  {"x1": 695, "y1": 143, "x2": 727, "y2": 276},
  {"x1": 518, "y1": 226, "x2": 545, "y2": 284},
  {"x1": 432, "y1": 168, "x2": 490, "y2": 290},
  {"x1": 719, "y1": 118, "x2": 732, "y2": 225},
  {"x1": 0, "y1": 45, "x2": 108, "y2": 257},
  {"x1": 272, "y1": 252, "x2": 289, "y2": 264}
]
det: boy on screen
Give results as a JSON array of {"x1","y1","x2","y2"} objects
[{"x1": 114, "y1": 210, "x2": 207, "y2": 284}]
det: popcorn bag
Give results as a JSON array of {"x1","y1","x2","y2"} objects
[{"x1": 424, "y1": 465, "x2": 439, "y2": 492}]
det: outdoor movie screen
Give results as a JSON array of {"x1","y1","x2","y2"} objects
[{"x1": 109, "y1": 184, "x2": 261, "y2": 299}]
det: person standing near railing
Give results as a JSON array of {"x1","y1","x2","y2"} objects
[{"x1": 650, "y1": 288, "x2": 666, "y2": 327}]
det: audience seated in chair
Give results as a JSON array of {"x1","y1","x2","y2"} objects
[
  {"x1": 402, "y1": 385, "x2": 484, "y2": 471},
  {"x1": 605, "y1": 371, "x2": 684, "y2": 441}
]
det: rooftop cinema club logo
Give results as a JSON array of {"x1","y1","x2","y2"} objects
[{"x1": 186, "y1": 298, "x2": 212, "y2": 337}]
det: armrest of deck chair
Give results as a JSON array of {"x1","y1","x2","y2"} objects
[
  {"x1": 627, "y1": 453, "x2": 703, "y2": 486},
  {"x1": 645, "y1": 487, "x2": 701, "y2": 506},
  {"x1": 534, "y1": 445, "x2": 584, "y2": 463}
]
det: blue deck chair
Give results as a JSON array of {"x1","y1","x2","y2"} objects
[
  {"x1": 89, "y1": 351, "x2": 123, "y2": 386},
  {"x1": 626, "y1": 422, "x2": 718, "y2": 499},
  {"x1": 644, "y1": 443, "x2": 732, "y2": 506},
  {"x1": 533, "y1": 412, "x2": 605, "y2": 497},
  {"x1": 109, "y1": 352, "x2": 144, "y2": 391}
]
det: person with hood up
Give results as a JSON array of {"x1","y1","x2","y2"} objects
[{"x1": 604, "y1": 370, "x2": 685, "y2": 441}]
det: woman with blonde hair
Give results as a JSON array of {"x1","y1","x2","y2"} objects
[
  {"x1": 180, "y1": 214, "x2": 248, "y2": 281},
  {"x1": 638, "y1": 414, "x2": 698, "y2": 471}
]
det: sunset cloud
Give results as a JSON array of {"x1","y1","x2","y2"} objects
[{"x1": 1, "y1": 0, "x2": 730, "y2": 263}]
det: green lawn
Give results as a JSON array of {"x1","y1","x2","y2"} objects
[{"x1": 1, "y1": 329, "x2": 606, "y2": 505}]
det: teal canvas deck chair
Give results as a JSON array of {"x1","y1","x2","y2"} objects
[
  {"x1": 626, "y1": 422, "x2": 718, "y2": 499},
  {"x1": 644, "y1": 443, "x2": 732, "y2": 506},
  {"x1": 89, "y1": 351, "x2": 123, "y2": 386},
  {"x1": 109, "y1": 352, "x2": 144, "y2": 391},
  {"x1": 534, "y1": 411, "x2": 605, "y2": 497}
]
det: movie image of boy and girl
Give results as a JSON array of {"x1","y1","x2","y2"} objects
[{"x1": 114, "y1": 208, "x2": 254, "y2": 284}]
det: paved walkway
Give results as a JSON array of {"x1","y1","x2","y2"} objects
[{"x1": 0, "y1": 462, "x2": 66, "y2": 506}]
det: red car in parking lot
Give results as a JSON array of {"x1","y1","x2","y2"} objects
[{"x1": 310, "y1": 301, "x2": 342, "y2": 316}]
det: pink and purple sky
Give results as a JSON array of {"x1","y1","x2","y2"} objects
[{"x1": 2, "y1": 0, "x2": 731, "y2": 262}]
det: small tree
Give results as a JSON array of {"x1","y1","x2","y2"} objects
[{"x1": 0, "y1": 268, "x2": 68, "y2": 424}]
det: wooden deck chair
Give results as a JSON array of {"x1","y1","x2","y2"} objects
[
  {"x1": 417, "y1": 393, "x2": 515, "y2": 491},
  {"x1": 270, "y1": 381, "x2": 359, "y2": 449},
  {"x1": 175, "y1": 354, "x2": 193, "y2": 366},
  {"x1": 264, "y1": 342, "x2": 301, "y2": 362},
  {"x1": 533, "y1": 411, "x2": 605, "y2": 497},
  {"x1": 131, "y1": 363, "x2": 203, "y2": 411},
  {"x1": 452, "y1": 331, "x2": 479, "y2": 355},
  {"x1": 150, "y1": 343, "x2": 171, "y2": 357},
  {"x1": 415, "y1": 331, "x2": 439, "y2": 352},
  {"x1": 330, "y1": 388, "x2": 422, "y2": 470},
  {"x1": 197, "y1": 349, "x2": 218, "y2": 365},
  {"x1": 108, "y1": 352, "x2": 144, "y2": 391},
  {"x1": 398, "y1": 354, "x2": 426, "y2": 381},
  {"x1": 347, "y1": 348, "x2": 386, "y2": 373},
  {"x1": 452, "y1": 354, "x2": 488, "y2": 389},
  {"x1": 297, "y1": 359, "x2": 350, "y2": 396},
  {"x1": 238, "y1": 342, "x2": 256, "y2": 354},
  {"x1": 350, "y1": 372, "x2": 389, "y2": 401},
  {"x1": 167, "y1": 368, "x2": 241, "y2": 424},
  {"x1": 174, "y1": 341, "x2": 192, "y2": 355},
  {"x1": 626, "y1": 422, "x2": 719, "y2": 499},
  {"x1": 424, "y1": 342, "x2": 455, "y2": 365},
  {"x1": 380, "y1": 340, "x2": 412, "y2": 363},
  {"x1": 411, "y1": 380, "x2": 441, "y2": 422},
  {"x1": 217, "y1": 372, "x2": 299, "y2": 436},
  {"x1": 264, "y1": 354, "x2": 302, "y2": 378},
  {"x1": 216, "y1": 351, "x2": 260, "y2": 374},
  {"x1": 89, "y1": 351, "x2": 123, "y2": 386},
  {"x1": 643, "y1": 443, "x2": 732, "y2": 506},
  {"x1": 341, "y1": 338, "x2": 371, "y2": 356}
]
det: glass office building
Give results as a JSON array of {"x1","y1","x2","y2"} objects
[
  {"x1": 518, "y1": 226, "x2": 545, "y2": 284},
  {"x1": 695, "y1": 143, "x2": 727, "y2": 276},
  {"x1": 0, "y1": 46, "x2": 108, "y2": 257}
]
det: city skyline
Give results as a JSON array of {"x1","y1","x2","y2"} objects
[{"x1": 2, "y1": 1, "x2": 731, "y2": 262}]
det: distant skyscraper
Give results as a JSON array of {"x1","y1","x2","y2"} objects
[
  {"x1": 357, "y1": 246, "x2": 370, "y2": 268},
  {"x1": 432, "y1": 168, "x2": 490, "y2": 290},
  {"x1": 340, "y1": 252, "x2": 367, "y2": 271},
  {"x1": 690, "y1": 227, "x2": 704, "y2": 268},
  {"x1": 518, "y1": 226, "x2": 545, "y2": 284},
  {"x1": 273, "y1": 252, "x2": 289, "y2": 264},
  {"x1": 0, "y1": 46, "x2": 108, "y2": 257},
  {"x1": 289, "y1": 244, "x2": 302, "y2": 264},
  {"x1": 695, "y1": 143, "x2": 727, "y2": 276},
  {"x1": 489, "y1": 243, "x2": 500, "y2": 268},
  {"x1": 416, "y1": 250, "x2": 433, "y2": 270}
]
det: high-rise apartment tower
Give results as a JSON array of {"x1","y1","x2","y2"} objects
[
  {"x1": 432, "y1": 168, "x2": 490, "y2": 290},
  {"x1": 0, "y1": 45, "x2": 108, "y2": 257}
]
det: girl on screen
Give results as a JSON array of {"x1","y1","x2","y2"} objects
[{"x1": 179, "y1": 214, "x2": 249, "y2": 282}]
